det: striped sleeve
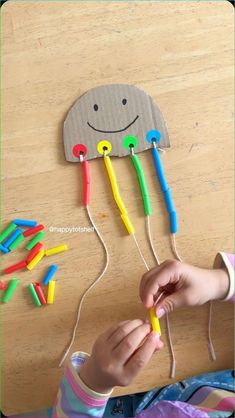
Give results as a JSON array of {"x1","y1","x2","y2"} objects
[
  {"x1": 213, "y1": 252, "x2": 235, "y2": 302},
  {"x1": 52, "y1": 351, "x2": 112, "y2": 418}
]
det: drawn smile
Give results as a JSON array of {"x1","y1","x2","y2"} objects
[{"x1": 87, "y1": 115, "x2": 139, "y2": 134}]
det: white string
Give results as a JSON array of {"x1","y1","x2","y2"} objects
[
  {"x1": 208, "y1": 301, "x2": 216, "y2": 361},
  {"x1": 153, "y1": 289, "x2": 176, "y2": 378},
  {"x1": 146, "y1": 216, "x2": 160, "y2": 265},
  {"x1": 170, "y1": 233, "x2": 183, "y2": 262},
  {"x1": 166, "y1": 314, "x2": 176, "y2": 378},
  {"x1": 59, "y1": 205, "x2": 109, "y2": 367},
  {"x1": 132, "y1": 233, "x2": 150, "y2": 271},
  {"x1": 132, "y1": 231, "x2": 177, "y2": 376},
  {"x1": 170, "y1": 234, "x2": 216, "y2": 362},
  {"x1": 146, "y1": 220, "x2": 176, "y2": 378}
]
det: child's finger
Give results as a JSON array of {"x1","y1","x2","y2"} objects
[
  {"x1": 101, "y1": 320, "x2": 131, "y2": 341},
  {"x1": 113, "y1": 323, "x2": 151, "y2": 362},
  {"x1": 139, "y1": 264, "x2": 164, "y2": 299},
  {"x1": 154, "y1": 339, "x2": 164, "y2": 352},
  {"x1": 140, "y1": 262, "x2": 182, "y2": 308},
  {"x1": 125, "y1": 331, "x2": 160, "y2": 378},
  {"x1": 139, "y1": 263, "x2": 172, "y2": 307},
  {"x1": 140, "y1": 260, "x2": 174, "y2": 287},
  {"x1": 155, "y1": 288, "x2": 194, "y2": 317},
  {"x1": 108, "y1": 319, "x2": 145, "y2": 349},
  {"x1": 140, "y1": 276, "x2": 162, "y2": 308}
]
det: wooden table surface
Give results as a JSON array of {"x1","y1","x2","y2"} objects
[{"x1": 1, "y1": 1, "x2": 234, "y2": 415}]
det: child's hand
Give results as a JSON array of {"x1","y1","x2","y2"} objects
[
  {"x1": 79, "y1": 319, "x2": 163, "y2": 393},
  {"x1": 140, "y1": 260, "x2": 229, "y2": 318}
]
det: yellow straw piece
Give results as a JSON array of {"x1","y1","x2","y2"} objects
[
  {"x1": 47, "y1": 280, "x2": 55, "y2": 304},
  {"x1": 113, "y1": 189, "x2": 127, "y2": 215},
  {"x1": 104, "y1": 156, "x2": 134, "y2": 235},
  {"x1": 27, "y1": 250, "x2": 45, "y2": 271},
  {"x1": 104, "y1": 156, "x2": 127, "y2": 215},
  {"x1": 45, "y1": 244, "x2": 68, "y2": 257},
  {"x1": 121, "y1": 214, "x2": 135, "y2": 235},
  {"x1": 104, "y1": 154, "x2": 117, "y2": 184},
  {"x1": 150, "y1": 307, "x2": 161, "y2": 336}
]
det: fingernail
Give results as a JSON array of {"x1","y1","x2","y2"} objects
[
  {"x1": 150, "y1": 331, "x2": 160, "y2": 341},
  {"x1": 157, "y1": 308, "x2": 165, "y2": 318}
]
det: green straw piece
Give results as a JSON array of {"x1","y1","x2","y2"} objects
[
  {"x1": 28, "y1": 283, "x2": 41, "y2": 307},
  {"x1": 0, "y1": 223, "x2": 17, "y2": 244},
  {"x1": 9, "y1": 233, "x2": 25, "y2": 251},
  {"x1": 2, "y1": 279, "x2": 19, "y2": 303},
  {"x1": 26, "y1": 231, "x2": 45, "y2": 251},
  {"x1": 131, "y1": 154, "x2": 152, "y2": 216}
]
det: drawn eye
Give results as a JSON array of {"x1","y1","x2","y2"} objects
[
  {"x1": 94, "y1": 104, "x2": 98, "y2": 111},
  {"x1": 122, "y1": 98, "x2": 127, "y2": 105}
]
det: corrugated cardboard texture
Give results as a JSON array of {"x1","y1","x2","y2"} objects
[{"x1": 63, "y1": 84, "x2": 170, "y2": 162}]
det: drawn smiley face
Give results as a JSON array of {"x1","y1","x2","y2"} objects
[
  {"x1": 63, "y1": 84, "x2": 170, "y2": 162},
  {"x1": 87, "y1": 98, "x2": 139, "y2": 134}
]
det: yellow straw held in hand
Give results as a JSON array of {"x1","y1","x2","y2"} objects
[{"x1": 150, "y1": 307, "x2": 161, "y2": 336}]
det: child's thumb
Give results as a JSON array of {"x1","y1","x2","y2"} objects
[{"x1": 155, "y1": 290, "x2": 186, "y2": 318}]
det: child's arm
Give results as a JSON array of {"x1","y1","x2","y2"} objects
[
  {"x1": 214, "y1": 252, "x2": 234, "y2": 301},
  {"x1": 139, "y1": 252, "x2": 234, "y2": 318},
  {"x1": 52, "y1": 319, "x2": 163, "y2": 417}
]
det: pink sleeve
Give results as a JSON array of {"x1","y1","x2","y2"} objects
[
  {"x1": 213, "y1": 252, "x2": 235, "y2": 302},
  {"x1": 52, "y1": 351, "x2": 112, "y2": 417}
]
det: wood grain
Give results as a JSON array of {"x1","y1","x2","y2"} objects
[{"x1": 1, "y1": 1, "x2": 234, "y2": 415}]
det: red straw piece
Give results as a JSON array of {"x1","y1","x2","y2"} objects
[
  {"x1": 3, "y1": 260, "x2": 27, "y2": 274},
  {"x1": 34, "y1": 283, "x2": 47, "y2": 305},
  {"x1": 23, "y1": 224, "x2": 44, "y2": 237},
  {"x1": 82, "y1": 160, "x2": 90, "y2": 206},
  {"x1": 0, "y1": 280, "x2": 7, "y2": 290},
  {"x1": 26, "y1": 242, "x2": 43, "y2": 264}
]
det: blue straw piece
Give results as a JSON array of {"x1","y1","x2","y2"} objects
[
  {"x1": 3, "y1": 228, "x2": 23, "y2": 248},
  {"x1": 13, "y1": 219, "x2": 37, "y2": 227},
  {"x1": 0, "y1": 244, "x2": 9, "y2": 254},
  {"x1": 151, "y1": 147, "x2": 168, "y2": 192},
  {"x1": 170, "y1": 212, "x2": 178, "y2": 234},
  {"x1": 164, "y1": 188, "x2": 175, "y2": 214},
  {"x1": 151, "y1": 147, "x2": 178, "y2": 234},
  {"x1": 42, "y1": 265, "x2": 58, "y2": 285}
]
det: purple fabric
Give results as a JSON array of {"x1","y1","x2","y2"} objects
[
  {"x1": 60, "y1": 380, "x2": 77, "y2": 416},
  {"x1": 188, "y1": 386, "x2": 214, "y2": 405},
  {"x1": 137, "y1": 401, "x2": 209, "y2": 418}
]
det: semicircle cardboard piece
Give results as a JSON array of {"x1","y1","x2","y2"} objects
[{"x1": 63, "y1": 84, "x2": 170, "y2": 162}]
